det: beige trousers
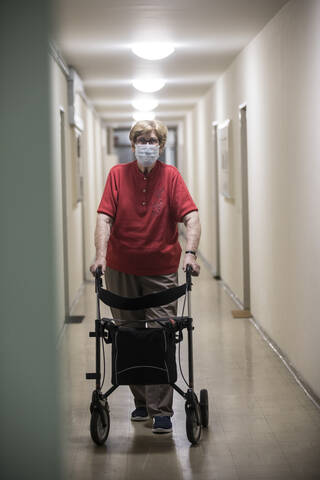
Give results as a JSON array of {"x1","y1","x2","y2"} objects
[{"x1": 105, "y1": 267, "x2": 178, "y2": 417}]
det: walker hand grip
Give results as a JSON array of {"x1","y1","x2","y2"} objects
[
  {"x1": 186, "y1": 264, "x2": 193, "y2": 290},
  {"x1": 95, "y1": 266, "x2": 103, "y2": 278},
  {"x1": 95, "y1": 266, "x2": 103, "y2": 292}
]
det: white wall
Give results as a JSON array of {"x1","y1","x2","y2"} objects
[
  {"x1": 81, "y1": 102, "x2": 107, "y2": 281},
  {"x1": 50, "y1": 60, "x2": 84, "y2": 316},
  {"x1": 195, "y1": 89, "x2": 215, "y2": 266},
  {"x1": 50, "y1": 58, "x2": 107, "y2": 316},
  {"x1": 180, "y1": 89, "x2": 217, "y2": 272},
  {"x1": 184, "y1": 111, "x2": 196, "y2": 198},
  {"x1": 50, "y1": 56, "x2": 68, "y2": 334},
  {"x1": 211, "y1": 0, "x2": 320, "y2": 397},
  {"x1": 176, "y1": 121, "x2": 185, "y2": 175},
  {"x1": 215, "y1": 63, "x2": 245, "y2": 301}
]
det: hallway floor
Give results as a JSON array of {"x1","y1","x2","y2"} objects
[{"x1": 60, "y1": 261, "x2": 320, "y2": 480}]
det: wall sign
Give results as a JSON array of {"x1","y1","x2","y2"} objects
[{"x1": 217, "y1": 119, "x2": 232, "y2": 199}]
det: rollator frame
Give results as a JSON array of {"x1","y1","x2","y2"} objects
[{"x1": 86, "y1": 265, "x2": 209, "y2": 445}]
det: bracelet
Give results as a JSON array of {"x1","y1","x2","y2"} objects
[{"x1": 185, "y1": 250, "x2": 197, "y2": 256}]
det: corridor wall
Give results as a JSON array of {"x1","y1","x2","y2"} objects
[
  {"x1": 50, "y1": 55, "x2": 106, "y2": 332},
  {"x1": 210, "y1": 0, "x2": 320, "y2": 398},
  {"x1": 0, "y1": 1, "x2": 61, "y2": 478},
  {"x1": 182, "y1": 88, "x2": 217, "y2": 275},
  {"x1": 183, "y1": 111, "x2": 195, "y2": 198},
  {"x1": 50, "y1": 55, "x2": 70, "y2": 335},
  {"x1": 195, "y1": 89, "x2": 216, "y2": 270},
  {"x1": 50, "y1": 57, "x2": 84, "y2": 326}
]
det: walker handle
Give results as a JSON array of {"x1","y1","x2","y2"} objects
[
  {"x1": 95, "y1": 266, "x2": 103, "y2": 278},
  {"x1": 186, "y1": 264, "x2": 193, "y2": 290},
  {"x1": 95, "y1": 266, "x2": 103, "y2": 292}
]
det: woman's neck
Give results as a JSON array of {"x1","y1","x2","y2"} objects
[{"x1": 137, "y1": 161, "x2": 157, "y2": 175}]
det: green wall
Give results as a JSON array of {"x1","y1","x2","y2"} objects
[{"x1": 0, "y1": 1, "x2": 61, "y2": 478}]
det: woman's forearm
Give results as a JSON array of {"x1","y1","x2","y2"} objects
[
  {"x1": 95, "y1": 213, "x2": 113, "y2": 261},
  {"x1": 183, "y1": 211, "x2": 201, "y2": 251}
]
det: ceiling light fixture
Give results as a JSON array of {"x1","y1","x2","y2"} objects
[
  {"x1": 132, "y1": 99, "x2": 159, "y2": 111},
  {"x1": 131, "y1": 43, "x2": 175, "y2": 60},
  {"x1": 132, "y1": 111, "x2": 156, "y2": 121},
  {"x1": 132, "y1": 79, "x2": 165, "y2": 93}
]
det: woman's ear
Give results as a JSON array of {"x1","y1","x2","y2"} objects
[{"x1": 131, "y1": 143, "x2": 135, "y2": 152}]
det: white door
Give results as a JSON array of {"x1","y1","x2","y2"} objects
[{"x1": 239, "y1": 105, "x2": 251, "y2": 311}]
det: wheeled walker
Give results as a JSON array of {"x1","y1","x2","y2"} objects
[{"x1": 86, "y1": 265, "x2": 209, "y2": 445}]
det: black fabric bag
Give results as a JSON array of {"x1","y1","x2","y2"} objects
[{"x1": 110, "y1": 326, "x2": 177, "y2": 385}]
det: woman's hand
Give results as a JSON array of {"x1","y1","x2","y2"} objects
[
  {"x1": 89, "y1": 257, "x2": 106, "y2": 277},
  {"x1": 183, "y1": 253, "x2": 200, "y2": 276}
]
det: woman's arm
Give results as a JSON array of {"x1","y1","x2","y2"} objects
[
  {"x1": 182, "y1": 211, "x2": 201, "y2": 276},
  {"x1": 89, "y1": 213, "x2": 113, "y2": 275}
]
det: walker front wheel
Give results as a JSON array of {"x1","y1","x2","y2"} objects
[{"x1": 90, "y1": 408, "x2": 110, "y2": 445}]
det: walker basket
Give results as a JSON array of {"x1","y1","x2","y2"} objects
[{"x1": 109, "y1": 325, "x2": 177, "y2": 385}]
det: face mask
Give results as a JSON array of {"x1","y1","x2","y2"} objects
[{"x1": 135, "y1": 144, "x2": 160, "y2": 166}]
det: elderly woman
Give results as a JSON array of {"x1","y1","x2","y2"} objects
[{"x1": 90, "y1": 119, "x2": 201, "y2": 434}]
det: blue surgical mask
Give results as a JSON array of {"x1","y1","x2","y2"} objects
[{"x1": 135, "y1": 144, "x2": 160, "y2": 166}]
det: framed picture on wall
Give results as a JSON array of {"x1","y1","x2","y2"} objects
[
  {"x1": 76, "y1": 132, "x2": 84, "y2": 202},
  {"x1": 72, "y1": 127, "x2": 84, "y2": 204},
  {"x1": 217, "y1": 119, "x2": 232, "y2": 199}
]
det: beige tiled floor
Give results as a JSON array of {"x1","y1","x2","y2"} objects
[{"x1": 60, "y1": 261, "x2": 320, "y2": 480}]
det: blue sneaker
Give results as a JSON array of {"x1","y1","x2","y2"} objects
[
  {"x1": 152, "y1": 416, "x2": 172, "y2": 433},
  {"x1": 131, "y1": 407, "x2": 149, "y2": 421}
]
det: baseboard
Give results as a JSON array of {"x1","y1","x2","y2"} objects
[
  {"x1": 248, "y1": 314, "x2": 320, "y2": 410},
  {"x1": 196, "y1": 249, "x2": 217, "y2": 278},
  {"x1": 56, "y1": 323, "x2": 66, "y2": 350},
  {"x1": 178, "y1": 230, "x2": 217, "y2": 278},
  {"x1": 192, "y1": 249, "x2": 320, "y2": 410},
  {"x1": 218, "y1": 276, "x2": 320, "y2": 411},
  {"x1": 55, "y1": 282, "x2": 86, "y2": 350},
  {"x1": 220, "y1": 280, "x2": 244, "y2": 309},
  {"x1": 69, "y1": 282, "x2": 85, "y2": 314}
]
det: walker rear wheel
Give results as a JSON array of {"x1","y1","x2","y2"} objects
[
  {"x1": 186, "y1": 402, "x2": 202, "y2": 445},
  {"x1": 200, "y1": 389, "x2": 209, "y2": 427},
  {"x1": 90, "y1": 408, "x2": 110, "y2": 445}
]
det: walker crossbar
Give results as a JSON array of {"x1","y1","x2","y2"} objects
[
  {"x1": 100, "y1": 315, "x2": 192, "y2": 329},
  {"x1": 98, "y1": 282, "x2": 188, "y2": 310}
]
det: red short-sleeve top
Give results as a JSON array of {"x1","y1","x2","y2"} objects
[{"x1": 97, "y1": 160, "x2": 198, "y2": 276}]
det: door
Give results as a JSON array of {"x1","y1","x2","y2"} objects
[
  {"x1": 212, "y1": 122, "x2": 221, "y2": 280},
  {"x1": 239, "y1": 105, "x2": 251, "y2": 311},
  {"x1": 59, "y1": 108, "x2": 70, "y2": 320}
]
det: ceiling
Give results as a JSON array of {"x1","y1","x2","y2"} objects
[{"x1": 53, "y1": 0, "x2": 288, "y2": 127}]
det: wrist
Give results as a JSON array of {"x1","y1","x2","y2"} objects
[{"x1": 185, "y1": 250, "x2": 197, "y2": 259}]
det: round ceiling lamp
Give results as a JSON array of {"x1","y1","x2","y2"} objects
[
  {"x1": 132, "y1": 111, "x2": 156, "y2": 121},
  {"x1": 131, "y1": 43, "x2": 175, "y2": 60},
  {"x1": 132, "y1": 78, "x2": 165, "y2": 93},
  {"x1": 132, "y1": 98, "x2": 159, "y2": 111}
]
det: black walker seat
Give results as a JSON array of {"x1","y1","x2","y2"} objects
[{"x1": 86, "y1": 266, "x2": 209, "y2": 446}]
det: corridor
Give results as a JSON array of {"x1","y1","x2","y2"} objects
[
  {"x1": 2, "y1": 1, "x2": 320, "y2": 479},
  {"x1": 61, "y1": 259, "x2": 320, "y2": 480}
]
